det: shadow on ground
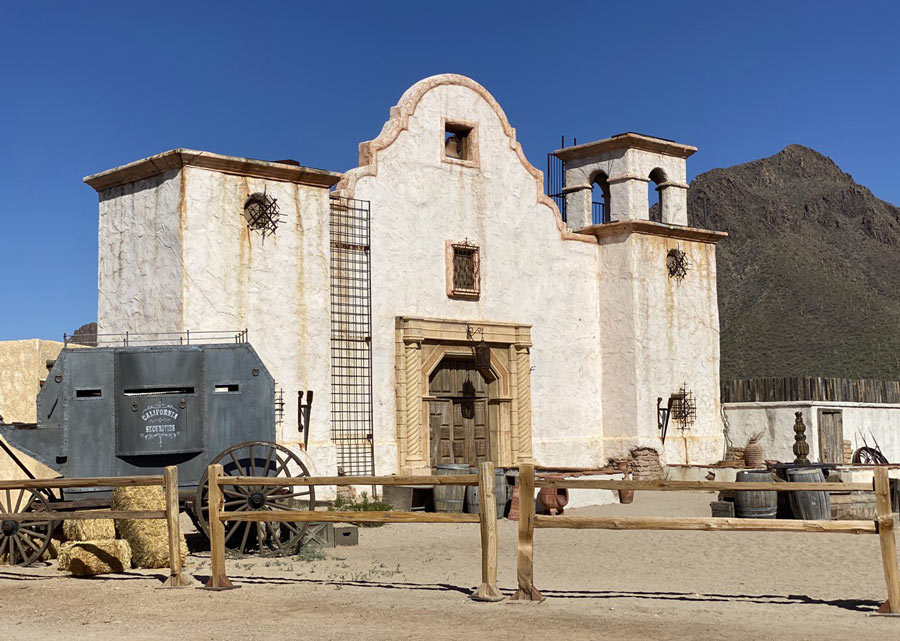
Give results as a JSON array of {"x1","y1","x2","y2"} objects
[{"x1": 200, "y1": 574, "x2": 881, "y2": 613}]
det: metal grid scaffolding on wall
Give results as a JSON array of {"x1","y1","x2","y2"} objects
[{"x1": 329, "y1": 195, "x2": 375, "y2": 476}]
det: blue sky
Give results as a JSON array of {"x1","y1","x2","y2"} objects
[{"x1": 1, "y1": 1, "x2": 898, "y2": 340}]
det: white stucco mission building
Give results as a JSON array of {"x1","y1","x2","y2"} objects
[{"x1": 84, "y1": 74, "x2": 727, "y2": 478}]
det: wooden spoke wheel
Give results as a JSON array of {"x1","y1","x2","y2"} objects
[
  {"x1": 0, "y1": 488, "x2": 55, "y2": 566},
  {"x1": 195, "y1": 441, "x2": 316, "y2": 556},
  {"x1": 852, "y1": 446, "x2": 889, "y2": 465}
]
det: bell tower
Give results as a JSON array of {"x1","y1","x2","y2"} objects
[{"x1": 553, "y1": 133, "x2": 695, "y2": 230}]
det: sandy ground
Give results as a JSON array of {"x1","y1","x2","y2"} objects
[{"x1": 1, "y1": 492, "x2": 897, "y2": 641}]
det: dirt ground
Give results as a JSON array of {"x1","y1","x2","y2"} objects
[{"x1": 1, "y1": 492, "x2": 897, "y2": 641}]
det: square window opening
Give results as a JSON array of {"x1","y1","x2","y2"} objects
[{"x1": 444, "y1": 122, "x2": 473, "y2": 161}]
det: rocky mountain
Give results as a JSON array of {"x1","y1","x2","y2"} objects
[{"x1": 686, "y1": 145, "x2": 900, "y2": 381}]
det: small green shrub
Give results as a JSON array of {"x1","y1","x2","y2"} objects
[
  {"x1": 296, "y1": 543, "x2": 326, "y2": 562},
  {"x1": 329, "y1": 492, "x2": 392, "y2": 527}
]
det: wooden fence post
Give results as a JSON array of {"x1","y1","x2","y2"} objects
[
  {"x1": 161, "y1": 465, "x2": 191, "y2": 588},
  {"x1": 513, "y1": 462, "x2": 542, "y2": 601},
  {"x1": 204, "y1": 464, "x2": 236, "y2": 590},
  {"x1": 874, "y1": 467, "x2": 900, "y2": 613},
  {"x1": 472, "y1": 461, "x2": 503, "y2": 601}
]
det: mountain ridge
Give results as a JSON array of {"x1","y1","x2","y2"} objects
[{"x1": 684, "y1": 145, "x2": 900, "y2": 381}]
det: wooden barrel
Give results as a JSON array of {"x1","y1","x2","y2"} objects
[
  {"x1": 787, "y1": 467, "x2": 831, "y2": 520},
  {"x1": 465, "y1": 467, "x2": 508, "y2": 517},
  {"x1": 734, "y1": 470, "x2": 778, "y2": 519},
  {"x1": 434, "y1": 464, "x2": 469, "y2": 512}
]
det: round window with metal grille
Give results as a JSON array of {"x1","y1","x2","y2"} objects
[
  {"x1": 243, "y1": 193, "x2": 281, "y2": 238},
  {"x1": 666, "y1": 248, "x2": 688, "y2": 280}
]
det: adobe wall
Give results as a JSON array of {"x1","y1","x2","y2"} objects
[
  {"x1": 0, "y1": 339, "x2": 65, "y2": 480},
  {"x1": 339, "y1": 74, "x2": 606, "y2": 471},
  {"x1": 596, "y1": 228, "x2": 725, "y2": 464},
  {"x1": 96, "y1": 163, "x2": 336, "y2": 475}
]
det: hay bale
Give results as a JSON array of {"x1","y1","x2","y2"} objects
[
  {"x1": 58, "y1": 540, "x2": 131, "y2": 576},
  {"x1": 63, "y1": 518, "x2": 115, "y2": 541},
  {"x1": 41, "y1": 538, "x2": 61, "y2": 561},
  {"x1": 111, "y1": 486, "x2": 187, "y2": 569}
]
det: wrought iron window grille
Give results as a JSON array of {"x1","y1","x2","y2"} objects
[
  {"x1": 450, "y1": 240, "x2": 480, "y2": 299},
  {"x1": 666, "y1": 247, "x2": 689, "y2": 280},
  {"x1": 243, "y1": 191, "x2": 282, "y2": 238},
  {"x1": 670, "y1": 384, "x2": 696, "y2": 429},
  {"x1": 657, "y1": 384, "x2": 697, "y2": 443}
]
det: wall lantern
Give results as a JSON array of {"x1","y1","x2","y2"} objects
[
  {"x1": 475, "y1": 339, "x2": 491, "y2": 371},
  {"x1": 467, "y1": 325, "x2": 492, "y2": 374}
]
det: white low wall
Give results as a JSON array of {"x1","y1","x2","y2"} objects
[{"x1": 724, "y1": 401, "x2": 900, "y2": 464}]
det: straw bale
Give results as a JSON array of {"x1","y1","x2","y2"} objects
[
  {"x1": 41, "y1": 538, "x2": 61, "y2": 560},
  {"x1": 58, "y1": 540, "x2": 131, "y2": 576},
  {"x1": 63, "y1": 518, "x2": 115, "y2": 541},
  {"x1": 111, "y1": 485, "x2": 187, "y2": 569}
]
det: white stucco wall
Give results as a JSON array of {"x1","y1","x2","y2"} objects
[
  {"x1": 96, "y1": 164, "x2": 335, "y2": 475},
  {"x1": 725, "y1": 401, "x2": 900, "y2": 464},
  {"x1": 341, "y1": 77, "x2": 605, "y2": 470},
  {"x1": 98, "y1": 170, "x2": 184, "y2": 333},
  {"x1": 599, "y1": 232, "x2": 724, "y2": 465}
]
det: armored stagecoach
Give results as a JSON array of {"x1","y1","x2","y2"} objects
[{"x1": 0, "y1": 332, "x2": 316, "y2": 565}]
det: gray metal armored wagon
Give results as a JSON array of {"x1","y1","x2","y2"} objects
[{"x1": 0, "y1": 333, "x2": 316, "y2": 565}]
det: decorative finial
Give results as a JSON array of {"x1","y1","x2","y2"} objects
[{"x1": 792, "y1": 411, "x2": 810, "y2": 464}]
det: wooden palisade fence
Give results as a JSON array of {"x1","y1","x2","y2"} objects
[
  {"x1": 513, "y1": 463, "x2": 900, "y2": 613},
  {"x1": 722, "y1": 376, "x2": 900, "y2": 404},
  {"x1": 205, "y1": 461, "x2": 503, "y2": 599},
  {"x1": 0, "y1": 466, "x2": 190, "y2": 587}
]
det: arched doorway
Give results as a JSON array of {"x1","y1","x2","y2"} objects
[{"x1": 427, "y1": 358, "x2": 495, "y2": 466}]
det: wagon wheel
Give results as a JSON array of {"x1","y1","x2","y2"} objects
[
  {"x1": 852, "y1": 446, "x2": 889, "y2": 465},
  {"x1": 0, "y1": 488, "x2": 55, "y2": 566},
  {"x1": 195, "y1": 441, "x2": 315, "y2": 556}
]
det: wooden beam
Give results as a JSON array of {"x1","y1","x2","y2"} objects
[
  {"x1": 161, "y1": 466, "x2": 192, "y2": 588},
  {"x1": 534, "y1": 515, "x2": 877, "y2": 534},
  {"x1": 472, "y1": 461, "x2": 503, "y2": 601},
  {"x1": 874, "y1": 467, "x2": 900, "y2": 613},
  {"x1": 534, "y1": 478, "x2": 872, "y2": 492},
  {"x1": 222, "y1": 510, "x2": 480, "y2": 524},
  {"x1": 203, "y1": 464, "x2": 236, "y2": 590},
  {"x1": 513, "y1": 462, "x2": 542, "y2": 601},
  {"x1": 0, "y1": 510, "x2": 164, "y2": 521},
  {"x1": 225, "y1": 474, "x2": 479, "y2": 487},
  {"x1": 0, "y1": 476, "x2": 164, "y2": 490}
]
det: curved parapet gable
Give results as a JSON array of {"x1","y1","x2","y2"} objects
[{"x1": 334, "y1": 73, "x2": 596, "y2": 245}]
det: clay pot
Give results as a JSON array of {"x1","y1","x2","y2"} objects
[
  {"x1": 538, "y1": 487, "x2": 569, "y2": 515},
  {"x1": 537, "y1": 473, "x2": 569, "y2": 515},
  {"x1": 614, "y1": 459, "x2": 634, "y2": 504}
]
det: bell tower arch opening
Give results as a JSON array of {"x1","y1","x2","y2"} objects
[
  {"x1": 591, "y1": 170, "x2": 611, "y2": 225},
  {"x1": 648, "y1": 167, "x2": 668, "y2": 223}
]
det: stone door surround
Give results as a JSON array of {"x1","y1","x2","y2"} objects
[{"x1": 395, "y1": 317, "x2": 533, "y2": 472}]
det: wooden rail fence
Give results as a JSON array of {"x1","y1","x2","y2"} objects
[
  {"x1": 5, "y1": 463, "x2": 899, "y2": 613},
  {"x1": 514, "y1": 463, "x2": 900, "y2": 613},
  {"x1": 0, "y1": 467, "x2": 189, "y2": 587},
  {"x1": 205, "y1": 461, "x2": 502, "y2": 599}
]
